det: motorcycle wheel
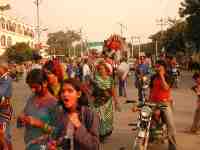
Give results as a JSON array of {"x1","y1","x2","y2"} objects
[
  {"x1": 143, "y1": 135, "x2": 149, "y2": 150},
  {"x1": 133, "y1": 138, "x2": 146, "y2": 150}
]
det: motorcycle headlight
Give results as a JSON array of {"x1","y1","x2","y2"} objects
[
  {"x1": 141, "y1": 106, "x2": 152, "y2": 117},
  {"x1": 142, "y1": 76, "x2": 148, "y2": 82},
  {"x1": 141, "y1": 111, "x2": 149, "y2": 117}
]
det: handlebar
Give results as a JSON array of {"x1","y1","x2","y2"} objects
[
  {"x1": 125, "y1": 100, "x2": 137, "y2": 104},
  {"x1": 125, "y1": 100, "x2": 167, "y2": 109},
  {"x1": 138, "y1": 102, "x2": 167, "y2": 109}
]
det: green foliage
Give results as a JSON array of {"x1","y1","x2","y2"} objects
[
  {"x1": 47, "y1": 30, "x2": 82, "y2": 55},
  {"x1": 150, "y1": 20, "x2": 187, "y2": 54},
  {"x1": 179, "y1": 0, "x2": 200, "y2": 51},
  {"x1": 5, "y1": 42, "x2": 35, "y2": 63},
  {"x1": 0, "y1": 4, "x2": 11, "y2": 12}
]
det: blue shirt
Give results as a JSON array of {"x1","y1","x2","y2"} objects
[
  {"x1": 0, "y1": 74, "x2": 13, "y2": 122},
  {"x1": 0, "y1": 74, "x2": 12, "y2": 98},
  {"x1": 137, "y1": 64, "x2": 149, "y2": 75}
]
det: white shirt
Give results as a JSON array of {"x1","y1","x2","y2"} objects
[
  {"x1": 31, "y1": 64, "x2": 42, "y2": 70},
  {"x1": 83, "y1": 64, "x2": 91, "y2": 77},
  {"x1": 117, "y1": 62, "x2": 130, "y2": 80}
]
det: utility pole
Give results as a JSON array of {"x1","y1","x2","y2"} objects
[
  {"x1": 155, "y1": 40, "x2": 158, "y2": 61},
  {"x1": 33, "y1": 0, "x2": 42, "y2": 45},
  {"x1": 156, "y1": 17, "x2": 168, "y2": 59},
  {"x1": 131, "y1": 36, "x2": 134, "y2": 57},
  {"x1": 156, "y1": 17, "x2": 168, "y2": 33},
  {"x1": 132, "y1": 36, "x2": 141, "y2": 58},
  {"x1": 118, "y1": 22, "x2": 127, "y2": 37},
  {"x1": 79, "y1": 28, "x2": 83, "y2": 56}
]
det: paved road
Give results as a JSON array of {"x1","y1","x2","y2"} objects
[{"x1": 11, "y1": 71, "x2": 200, "y2": 150}]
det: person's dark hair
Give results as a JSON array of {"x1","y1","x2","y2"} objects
[
  {"x1": 150, "y1": 60, "x2": 172, "y2": 88},
  {"x1": 192, "y1": 72, "x2": 200, "y2": 80},
  {"x1": 156, "y1": 60, "x2": 167, "y2": 71},
  {"x1": 43, "y1": 60, "x2": 64, "y2": 82},
  {"x1": 26, "y1": 69, "x2": 47, "y2": 85},
  {"x1": 43, "y1": 60, "x2": 54, "y2": 73},
  {"x1": 58, "y1": 78, "x2": 88, "y2": 112}
]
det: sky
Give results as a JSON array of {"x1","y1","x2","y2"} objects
[{"x1": 6, "y1": 0, "x2": 182, "y2": 43}]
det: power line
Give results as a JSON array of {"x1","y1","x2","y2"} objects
[{"x1": 156, "y1": 17, "x2": 168, "y2": 33}]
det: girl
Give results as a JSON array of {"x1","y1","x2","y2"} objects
[{"x1": 51, "y1": 79, "x2": 100, "y2": 150}]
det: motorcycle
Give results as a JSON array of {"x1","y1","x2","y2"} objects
[{"x1": 126, "y1": 101, "x2": 168, "y2": 150}]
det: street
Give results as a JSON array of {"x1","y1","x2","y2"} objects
[{"x1": 11, "y1": 71, "x2": 200, "y2": 150}]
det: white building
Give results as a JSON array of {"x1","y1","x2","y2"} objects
[{"x1": 0, "y1": 12, "x2": 35, "y2": 55}]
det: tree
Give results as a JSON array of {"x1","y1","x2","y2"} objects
[
  {"x1": 47, "y1": 30, "x2": 81, "y2": 55},
  {"x1": 150, "y1": 19, "x2": 187, "y2": 54},
  {"x1": 4, "y1": 42, "x2": 35, "y2": 63},
  {"x1": 0, "y1": 3, "x2": 11, "y2": 12},
  {"x1": 179, "y1": 0, "x2": 200, "y2": 51}
]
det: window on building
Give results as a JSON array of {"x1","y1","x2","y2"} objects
[
  {"x1": 12, "y1": 23, "x2": 16, "y2": 32},
  {"x1": 1, "y1": 35, "x2": 6, "y2": 47},
  {"x1": 0, "y1": 17, "x2": 6, "y2": 29},
  {"x1": 17, "y1": 24, "x2": 22, "y2": 34},
  {"x1": 23, "y1": 26, "x2": 26, "y2": 35},
  {"x1": 7, "y1": 36, "x2": 12, "y2": 47},
  {"x1": 6, "y1": 20, "x2": 10, "y2": 30}
]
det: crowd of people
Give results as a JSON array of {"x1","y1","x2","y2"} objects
[{"x1": 0, "y1": 52, "x2": 199, "y2": 150}]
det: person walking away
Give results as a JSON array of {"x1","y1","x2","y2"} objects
[
  {"x1": 82, "y1": 59, "x2": 91, "y2": 81},
  {"x1": 117, "y1": 58, "x2": 129, "y2": 97},
  {"x1": 149, "y1": 60, "x2": 177, "y2": 150},
  {"x1": 0, "y1": 60, "x2": 13, "y2": 150}
]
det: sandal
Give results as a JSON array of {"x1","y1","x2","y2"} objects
[{"x1": 183, "y1": 128, "x2": 200, "y2": 135}]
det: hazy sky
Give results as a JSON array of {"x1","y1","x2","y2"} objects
[{"x1": 7, "y1": 0, "x2": 181, "y2": 42}]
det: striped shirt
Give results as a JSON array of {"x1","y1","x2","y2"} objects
[{"x1": 95, "y1": 74, "x2": 113, "y2": 90}]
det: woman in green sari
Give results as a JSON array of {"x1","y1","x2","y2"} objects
[{"x1": 90, "y1": 62, "x2": 120, "y2": 141}]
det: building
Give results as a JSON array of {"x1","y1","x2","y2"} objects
[{"x1": 0, "y1": 12, "x2": 35, "y2": 55}]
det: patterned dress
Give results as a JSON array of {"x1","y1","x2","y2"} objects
[{"x1": 90, "y1": 74, "x2": 114, "y2": 137}]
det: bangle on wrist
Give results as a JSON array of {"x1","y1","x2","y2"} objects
[{"x1": 43, "y1": 123, "x2": 50, "y2": 133}]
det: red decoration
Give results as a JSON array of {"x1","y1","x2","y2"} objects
[{"x1": 105, "y1": 34, "x2": 123, "y2": 51}]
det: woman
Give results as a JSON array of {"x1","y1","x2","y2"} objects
[
  {"x1": 90, "y1": 61, "x2": 120, "y2": 141},
  {"x1": 17, "y1": 69, "x2": 57, "y2": 150},
  {"x1": 51, "y1": 79, "x2": 100, "y2": 150},
  {"x1": 43, "y1": 60, "x2": 67, "y2": 98}
]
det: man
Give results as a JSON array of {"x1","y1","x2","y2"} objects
[
  {"x1": 149, "y1": 60, "x2": 177, "y2": 150},
  {"x1": 0, "y1": 60, "x2": 13, "y2": 150},
  {"x1": 135, "y1": 56, "x2": 149, "y2": 102},
  {"x1": 82, "y1": 59, "x2": 91, "y2": 81},
  {"x1": 117, "y1": 58, "x2": 129, "y2": 97},
  {"x1": 31, "y1": 54, "x2": 42, "y2": 70}
]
